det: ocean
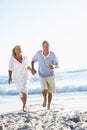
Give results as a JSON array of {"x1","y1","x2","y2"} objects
[{"x1": 0, "y1": 68, "x2": 87, "y2": 104}]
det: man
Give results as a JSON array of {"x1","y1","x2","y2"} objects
[{"x1": 31, "y1": 41, "x2": 59, "y2": 109}]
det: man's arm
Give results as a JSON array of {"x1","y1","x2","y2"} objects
[
  {"x1": 31, "y1": 61, "x2": 35, "y2": 70},
  {"x1": 31, "y1": 61, "x2": 37, "y2": 75}
]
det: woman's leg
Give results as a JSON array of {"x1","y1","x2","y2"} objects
[{"x1": 20, "y1": 92, "x2": 27, "y2": 112}]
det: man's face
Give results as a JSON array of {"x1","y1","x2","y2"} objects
[{"x1": 42, "y1": 43, "x2": 49, "y2": 52}]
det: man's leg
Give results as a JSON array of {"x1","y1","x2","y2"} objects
[
  {"x1": 42, "y1": 89, "x2": 48, "y2": 107},
  {"x1": 48, "y1": 93, "x2": 52, "y2": 109},
  {"x1": 47, "y1": 76, "x2": 55, "y2": 109}
]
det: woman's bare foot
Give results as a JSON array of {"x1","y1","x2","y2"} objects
[{"x1": 23, "y1": 106, "x2": 28, "y2": 112}]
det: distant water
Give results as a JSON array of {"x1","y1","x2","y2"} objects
[{"x1": 0, "y1": 68, "x2": 87, "y2": 96}]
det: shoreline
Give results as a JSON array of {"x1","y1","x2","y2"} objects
[{"x1": 1, "y1": 92, "x2": 87, "y2": 114}]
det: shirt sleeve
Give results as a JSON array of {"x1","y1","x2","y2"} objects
[
  {"x1": 52, "y1": 53, "x2": 59, "y2": 65},
  {"x1": 8, "y1": 57, "x2": 14, "y2": 71},
  {"x1": 24, "y1": 56, "x2": 29, "y2": 68},
  {"x1": 31, "y1": 51, "x2": 39, "y2": 62}
]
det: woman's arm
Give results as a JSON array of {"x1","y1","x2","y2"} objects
[{"x1": 8, "y1": 70, "x2": 12, "y2": 84}]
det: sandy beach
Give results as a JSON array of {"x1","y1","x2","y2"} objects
[
  {"x1": 0, "y1": 92, "x2": 87, "y2": 130},
  {"x1": 0, "y1": 104, "x2": 87, "y2": 130}
]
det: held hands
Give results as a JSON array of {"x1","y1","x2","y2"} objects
[
  {"x1": 31, "y1": 69, "x2": 37, "y2": 75},
  {"x1": 27, "y1": 66, "x2": 37, "y2": 75}
]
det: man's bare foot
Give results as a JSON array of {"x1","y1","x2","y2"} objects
[
  {"x1": 47, "y1": 104, "x2": 50, "y2": 110},
  {"x1": 42, "y1": 99, "x2": 47, "y2": 107},
  {"x1": 42, "y1": 101, "x2": 46, "y2": 107},
  {"x1": 42, "y1": 96, "x2": 47, "y2": 107}
]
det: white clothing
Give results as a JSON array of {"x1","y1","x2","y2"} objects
[{"x1": 9, "y1": 56, "x2": 29, "y2": 95}]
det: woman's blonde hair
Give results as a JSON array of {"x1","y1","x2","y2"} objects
[{"x1": 12, "y1": 45, "x2": 21, "y2": 57}]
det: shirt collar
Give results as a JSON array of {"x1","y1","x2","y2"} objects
[{"x1": 41, "y1": 51, "x2": 50, "y2": 58}]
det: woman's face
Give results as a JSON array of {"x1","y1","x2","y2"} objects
[{"x1": 14, "y1": 46, "x2": 22, "y2": 55}]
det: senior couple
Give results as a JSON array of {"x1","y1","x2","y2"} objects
[{"x1": 8, "y1": 41, "x2": 59, "y2": 112}]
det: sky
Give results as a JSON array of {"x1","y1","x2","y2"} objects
[{"x1": 0, "y1": 0, "x2": 87, "y2": 75}]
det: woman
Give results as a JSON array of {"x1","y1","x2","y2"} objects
[{"x1": 8, "y1": 45, "x2": 32, "y2": 112}]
